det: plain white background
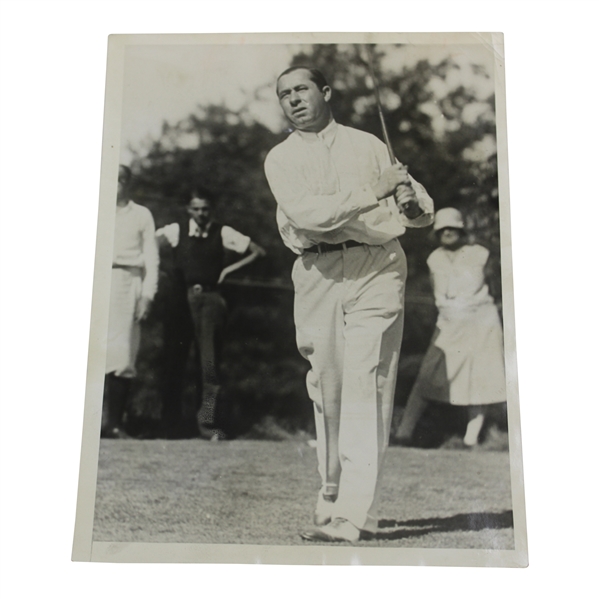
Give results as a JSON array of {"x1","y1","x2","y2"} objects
[{"x1": 1, "y1": 0, "x2": 597, "y2": 596}]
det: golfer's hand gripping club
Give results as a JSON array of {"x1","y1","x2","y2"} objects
[
  {"x1": 372, "y1": 163, "x2": 410, "y2": 200},
  {"x1": 372, "y1": 164, "x2": 420, "y2": 218},
  {"x1": 393, "y1": 164, "x2": 423, "y2": 220}
]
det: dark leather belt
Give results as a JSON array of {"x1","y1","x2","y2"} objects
[
  {"x1": 304, "y1": 240, "x2": 365, "y2": 254},
  {"x1": 112, "y1": 264, "x2": 143, "y2": 274}
]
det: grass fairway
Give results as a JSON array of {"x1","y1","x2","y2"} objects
[{"x1": 93, "y1": 439, "x2": 514, "y2": 549}]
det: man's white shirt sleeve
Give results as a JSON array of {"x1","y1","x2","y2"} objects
[
  {"x1": 156, "y1": 223, "x2": 180, "y2": 247},
  {"x1": 221, "y1": 226, "x2": 251, "y2": 253},
  {"x1": 155, "y1": 222, "x2": 250, "y2": 254}
]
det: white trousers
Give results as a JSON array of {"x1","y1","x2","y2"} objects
[
  {"x1": 105, "y1": 267, "x2": 142, "y2": 378},
  {"x1": 292, "y1": 239, "x2": 407, "y2": 532}
]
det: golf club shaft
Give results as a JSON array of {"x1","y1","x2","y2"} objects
[
  {"x1": 362, "y1": 44, "x2": 421, "y2": 217},
  {"x1": 364, "y1": 45, "x2": 395, "y2": 165}
]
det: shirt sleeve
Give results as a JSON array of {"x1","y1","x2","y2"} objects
[
  {"x1": 264, "y1": 148, "x2": 380, "y2": 234},
  {"x1": 141, "y1": 209, "x2": 159, "y2": 299},
  {"x1": 221, "y1": 225, "x2": 251, "y2": 254},
  {"x1": 155, "y1": 222, "x2": 180, "y2": 247}
]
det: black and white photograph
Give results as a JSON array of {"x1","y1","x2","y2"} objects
[
  {"x1": 5, "y1": 0, "x2": 599, "y2": 595},
  {"x1": 70, "y1": 32, "x2": 526, "y2": 566}
]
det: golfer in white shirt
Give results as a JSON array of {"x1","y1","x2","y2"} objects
[{"x1": 265, "y1": 66, "x2": 434, "y2": 542}]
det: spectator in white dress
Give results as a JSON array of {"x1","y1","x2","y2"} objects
[{"x1": 393, "y1": 207, "x2": 506, "y2": 447}]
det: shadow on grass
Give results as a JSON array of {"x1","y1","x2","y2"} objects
[{"x1": 372, "y1": 510, "x2": 513, "y2": 541}]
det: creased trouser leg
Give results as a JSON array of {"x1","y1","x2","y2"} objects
[
  {"x1": 106, "y1": 267, "x2": 142, "y2": 378},
  {"x1": 160, "y1": 286, "x2": 193, "y2": 429},
  {"x1": 293, "y1": 241, "x2": 406, "y2": 531},
  {"x1": 333, "y1": 305, "x2": 403, "y2": 531},
  {"x1": 104, "y1": 373, "x2": 132, "y2": 431},
  {"x1": 293, "y1": 255, "x2": 344, "y2": 494},
  {"x1": 188, "y1": 291, "x2": 227, "y2": 428}
]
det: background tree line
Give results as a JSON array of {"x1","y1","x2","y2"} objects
[{"x1": 122, "y1": 44, "x2": 505, "y2": 444}]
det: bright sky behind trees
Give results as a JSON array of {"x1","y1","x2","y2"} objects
[{"x1": 120, "y1": 41, "x2": 495, "y2": 164}]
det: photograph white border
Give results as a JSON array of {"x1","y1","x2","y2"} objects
[
  {"x1": 71, "y1": 31, "x2": 527, "y2": 567},
  {"x1": 2, "y1": 0, "x2": 598, "y2": 596}
]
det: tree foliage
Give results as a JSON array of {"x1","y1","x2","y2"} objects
[{"x1": 125, "y1": 44, "x2": 503, "y2": 441}]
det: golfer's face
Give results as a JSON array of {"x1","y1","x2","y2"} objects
[
  {"x1": 277, "y1": 69, "x2": 331, "y2": 132},
  {"x1": 187, "y1": 198, "x2": 211, "y2": 227}
]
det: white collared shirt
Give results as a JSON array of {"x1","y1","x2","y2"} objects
[
  {"x1": 264, "y1": 120, "x2": 434, "y2": 254},
  {"x1": 156, "y1": 219, "x2": 251, "y2": 254}
]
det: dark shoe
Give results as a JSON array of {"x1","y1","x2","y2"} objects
[
  {"x1": 300, "y1": 518, "x2": 360, "y2": 543},
  {"x1": 101, "y1": 426, "x2": 132, "y2": 440},
  {"x1": 390, "y1": 434, "x2": 413, "y2": 447},
  {"x1": 158, "y1": 424, "x2": 187, "y2": 440}
]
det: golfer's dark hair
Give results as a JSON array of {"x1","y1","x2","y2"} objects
[
  {"x1": 277, "y1": 66, "x2": 329, "y2": 92},
  {"x1": 118, "y1": 164, "x2": 133, "y2": 184}
]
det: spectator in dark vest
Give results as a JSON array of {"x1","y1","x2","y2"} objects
[{"x1": 156, "y1": 194, "x2": 265, "y2": 440}]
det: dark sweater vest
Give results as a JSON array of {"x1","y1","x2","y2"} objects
[{"x1": 175, "y1": 220, "x2": 224, "y2": 287}]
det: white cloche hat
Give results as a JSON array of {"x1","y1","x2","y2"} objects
[{"x1": 433, "y1": 207, "x2": 465, "y2": 231}]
